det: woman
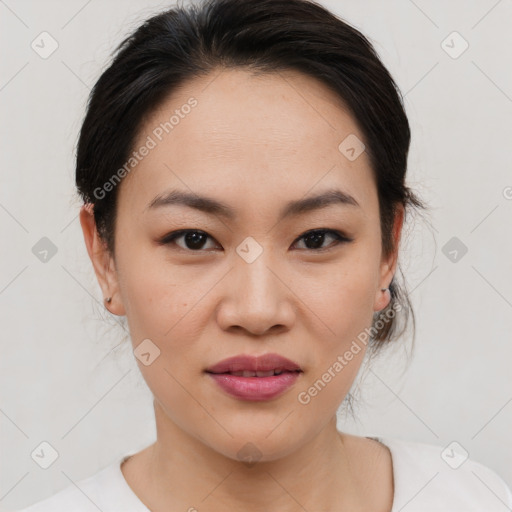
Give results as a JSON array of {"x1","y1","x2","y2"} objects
[{"x1": 18, "y1": 0, "x2": 512, "y2": 510}]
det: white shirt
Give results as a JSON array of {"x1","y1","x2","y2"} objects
[{"x1": 16, "y1": 436, "x2": 512, "y2": 512}]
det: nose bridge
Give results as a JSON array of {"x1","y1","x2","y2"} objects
[
  {"x1": 219, "y1": 237, "x2": 293, "y2": 334},
  {"x1": 235, "y1": 241, "x2": 281, "y2": 308}
]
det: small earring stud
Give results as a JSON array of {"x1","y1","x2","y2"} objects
[{"x1": 105, "y1": 297, "x2": 112, "y2": 303}]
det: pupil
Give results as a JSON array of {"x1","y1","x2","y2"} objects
[
  {"x1": 185, "y1": 232, "x2": 206, "y2": 249},
  {"x1": 305, "y1": 231, "x2": 324, "y2": 249}
]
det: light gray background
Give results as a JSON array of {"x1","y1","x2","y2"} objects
[{"x1": 1, "y1": 0, "x2": 511, "y2": 510}]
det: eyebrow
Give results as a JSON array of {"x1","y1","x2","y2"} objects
[{"x1": 145, "y1": 187, "x2": 360, "y2": 220}]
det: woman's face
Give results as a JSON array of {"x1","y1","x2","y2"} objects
[{"x1": 83, "y1": 68, "x2": 401, "y2": 461}]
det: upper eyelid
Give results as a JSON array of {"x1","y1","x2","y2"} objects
[{"x1": 161, "y1": 228, "x2": 351, "y2": 249}]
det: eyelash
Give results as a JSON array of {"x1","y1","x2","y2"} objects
[{"x1": 159, "y1": 228, "x2": 353, "y2": 253}]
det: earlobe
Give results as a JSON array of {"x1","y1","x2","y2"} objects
[
  {"x1": 374, "y1": 287, "x2": 391, "y2": 312},
  {"x1": 374, "y1": 204, "x2": 405, "y2": 312},
  {"x1": 79, "y1": 204, "x2": 125, "y2": 316}
]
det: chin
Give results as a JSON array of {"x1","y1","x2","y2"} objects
[{"x1": 202, "y1": 426, "x2": 306, "y2": 465}]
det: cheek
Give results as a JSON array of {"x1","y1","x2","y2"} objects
[
  {"x1": 115, "y1": 245, "x2": 195, "y2": 342},
  {"x1": 306, "y1": 253, "x2": 378, "y2": 343},
  {"x1": 292, "y1": 267, "x2": 374, "y2": 416}
]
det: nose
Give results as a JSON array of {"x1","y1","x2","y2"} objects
[{"x1": 216, "y1": 250, "x2": 295, "y2": 336}]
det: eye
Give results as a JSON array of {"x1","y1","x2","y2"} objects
[
  {"x1": 159, "y1": 230, "x2": 220, "y2": 251},
  {"x1": 159, "y1": 228, "x2": 352, "y2": 252},
  {"x1": 292, "y1": 229, "x2": 352, "y2": 251}
]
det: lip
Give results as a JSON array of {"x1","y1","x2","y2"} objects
[
  {"x1": 205, "y1": 353, "x2": 302, "y2": 374},
  {"x1": 205, "y1": 353, "x2": 303, "y2": 401}
]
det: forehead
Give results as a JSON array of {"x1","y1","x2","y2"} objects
[{"x1": 121, "y1": 68, "x2": 375, "y2": 215}]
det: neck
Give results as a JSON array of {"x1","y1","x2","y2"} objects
[{"x1": 137, "y1": 401, "x2": 366, "y2": 511}]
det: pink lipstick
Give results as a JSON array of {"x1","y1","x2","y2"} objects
[{"x1": 205, "y1": 353, "x2": 302, "y2": 401}]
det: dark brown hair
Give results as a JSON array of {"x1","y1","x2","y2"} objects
[{"x1": 75, "y1": 0, "x2": 427, "y2": 370}]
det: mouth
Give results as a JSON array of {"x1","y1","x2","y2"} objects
[
  {"x1": 204, "y1": 352, "x2": 303, "y2": 375},
  {"x1": 204, "y1": 353, "x2": 303, "y2": 401},
  {"x1": 206, "y1": 368, "x2": 302, "y2": 377}
]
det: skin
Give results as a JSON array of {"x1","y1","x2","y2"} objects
[{"x1": 80, "y1": 67, "x2": 403, "y2": 511}]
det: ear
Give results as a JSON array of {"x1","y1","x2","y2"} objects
[
  {"x1": 79, "y1": 204, "x2": 125, "y2": 316},
  {"x1": 373, "y1": 203, "x2": 405, "y2": 312}
]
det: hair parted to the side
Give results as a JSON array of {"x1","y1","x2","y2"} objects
[{"x1": 75, "y1": 0, "x2": 428, "y2": 383}]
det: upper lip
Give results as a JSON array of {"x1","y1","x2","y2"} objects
[{"x1": 205, "y1": 353, "x2": 302, "y2": 374}]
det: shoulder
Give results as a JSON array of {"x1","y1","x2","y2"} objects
[
  {"x1": 377, "y1": 436, "x2": 512, "y2": 511},
  {"x1": 14, "y1": 455, "x2": 146, "y2": 512}
]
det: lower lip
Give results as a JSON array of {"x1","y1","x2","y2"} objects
[{"x1": 207, "y1": 371, "x2": 301, "y2": 401}]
